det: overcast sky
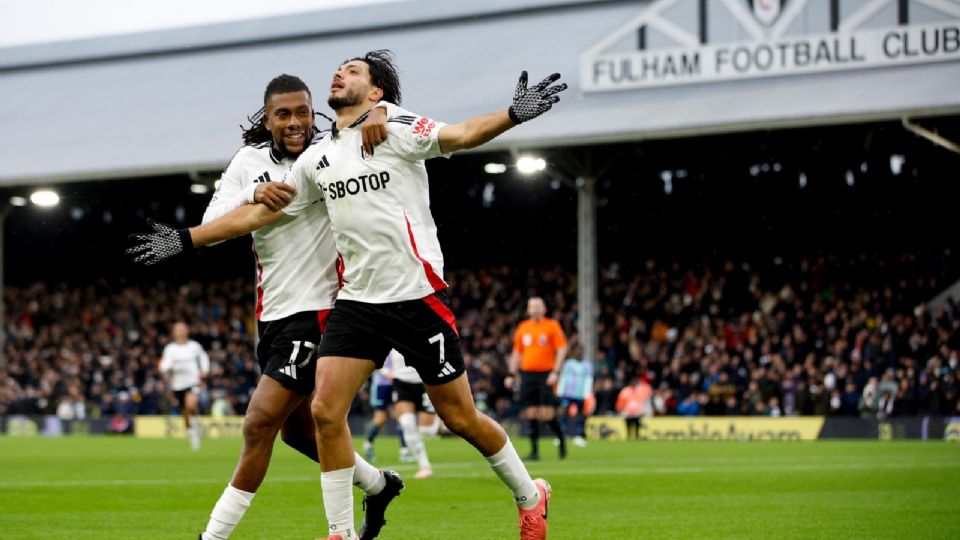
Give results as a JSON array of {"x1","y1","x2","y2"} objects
[{"x1": 0, "y1": 0, "x2": 407, "y2": 47}]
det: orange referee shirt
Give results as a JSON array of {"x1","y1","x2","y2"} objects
[{"x1": 513, "y1": 318, "x2": 567, "y2": 372}]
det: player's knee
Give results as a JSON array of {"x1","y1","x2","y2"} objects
[
  {"x1": 310, "y1": 395, "x2": 341, "y2": 428},
  {"x1": 438, "y1": 408, "x2": 477, "y2": 437},
  {"x1": 242, "y1": 406, "x2": 278, "y2": 443}
]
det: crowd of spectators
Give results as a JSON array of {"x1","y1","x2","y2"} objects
[
  {"x1": 1, "y1": 251, "x2": 959, "y2": 423},
  {"x1": 0, "y1": 278, "x2": 259, "y2": 420},
  {"x1": 450, "y1": 251, "x2": 960, "y2": 420}
]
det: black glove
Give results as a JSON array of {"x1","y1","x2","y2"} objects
[
  {"x1": 126, "y1": 219, "x2": 193, "y2": 266},
  {"x1": 507, "y1": 71, "x2": 567, "y2": 124}
]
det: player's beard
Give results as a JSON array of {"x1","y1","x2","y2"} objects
[
  {"x1": 272, "y1": 130, "x2": 311, "y2": 159},
  {"x1": 327, "y1": 88, "x2": 363, "y2": 111}
]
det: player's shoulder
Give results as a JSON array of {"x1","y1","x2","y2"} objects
[
  {"x1": 229, "y1": 143, "x2": 274, "y2": 168},
  {"x1": 385, "y1": 103, "x2": 419, "y2": 127},
  {"x1": 296, "y1": 130, "x2": 332, "y2": 161},
  {"x1": 308, "y1": 129, "x2": 332, "y2": 148},
  {"x1": 237, "y1": 141, "x2": 273, "y2": 157}
]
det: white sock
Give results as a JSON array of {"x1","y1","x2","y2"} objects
[
  {"x1": 419, "y1": 415, "x2": 441, "y2": 438},
  {"x1": 202, "y1": 484, "x2": 254, "y2": 539},
  {"x1": 485, "y1": 439, "x2": 539, "y2": 509},
  {"x1": 188, "y1": 422, "x2": 201, "y2": 450},
  {"x1": 399, "y1": 413, "x2": 431, "y2": 469},
  {"x1": 352, "y1": 452, "x2": 385, "y2": 495},
  {"x1": 321, "y1": 467, "x2": 355, "y2": 538}
]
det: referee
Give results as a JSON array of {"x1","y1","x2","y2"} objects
[{"x1": 507, "y1": 297, "x2": 568, "y2": 460}]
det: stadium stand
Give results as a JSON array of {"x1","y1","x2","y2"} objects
[{"x1": 2, "y1": 252, "x2": 958, "y2": 421}]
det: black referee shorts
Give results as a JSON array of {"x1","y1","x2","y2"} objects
[
  {"x1": 520, "y1": 371, "x2": 556, "y2": 407},
  {"x1": 256, "y1": 310, "x2": 329, "y2": 396},
  {"x1": 317, "y1": 291, "x2": 465, "y2": 386},
  {"x1": 173, "y1": 387, "x2": 199, "y2": 410}
]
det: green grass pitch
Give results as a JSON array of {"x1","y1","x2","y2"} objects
[{"x1": 1, "y1": 435, "x2": 958, "y2": 539}]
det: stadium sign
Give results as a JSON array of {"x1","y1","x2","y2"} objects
[
  {"x1": 581, "y1": 0, "x2": 960, "y2": 91},
  {"x1": 638, "y1": 417, "x2": 826, "y2": 441},
  {"x1": 134, "y1": 415, "x2": 245, "y2": 438}
]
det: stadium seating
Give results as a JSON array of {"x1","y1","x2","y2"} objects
[{"x1": 1, "y1": 252, "x2": 958, "y2": 420}]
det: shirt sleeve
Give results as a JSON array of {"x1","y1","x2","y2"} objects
[
  {"x1": 196, "y1": 342, "x2": 210, "y2": 375},
  {"x1": 159, "y1": 346, "x2": 172, "y2": 372},
  {"x1": 202, "y1": 149, "x2": 256, "y2": 224},
  {"x1": 281, "y1": 150, "x2": 321, "y2": 216},
  {"x1": 552, "y1": 321, "x2": 568, "y2": 350},
  {"x1": 381, "y1": 103, "x2": 449, "y2": 161}
]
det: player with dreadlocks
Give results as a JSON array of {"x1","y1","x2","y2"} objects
[
  {"x1": 130, "y1": 50, "x2": 568, "y2": 539},
  {"x1": 184, "y1": 74, "x2": 402, "y2": 540}
]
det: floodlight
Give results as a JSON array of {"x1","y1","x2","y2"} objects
[
  {"x1": 30, "y1": 190, "x2": 59, "y2": 207},
  {"x1": 889, "y1": 155, "x2": 904, "y2": 176},
  {"x1": 516, "y1": 156, "x2": 546, "y2": 174}
]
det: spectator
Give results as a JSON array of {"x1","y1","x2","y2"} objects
[
  {"x1": 1, "y1": 251, "x2": 958, "y2": 425},
  {"x1": 615, "y1": 375, "x2": 651, "y2": 439},
  {"x1": 859, "y1": 377, "x2": 879, "y2": 418}
]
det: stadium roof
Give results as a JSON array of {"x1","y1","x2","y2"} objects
[{"x1": 1, "y1": 0, "x2": 958, "y2": 186}]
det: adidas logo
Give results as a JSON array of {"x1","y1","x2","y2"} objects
[
  {"x1": 316, "y1": 154, "x2": 330, "y2": 169},
  {"x1": 438, "y1": 362, "x2": 455, "y2": 377},
  {"x1": 279, "y1": 364, "x2": 299, "y2": 380},
  {"x1": 253, "y1": 171, "x2": 271, "y2": 183}
]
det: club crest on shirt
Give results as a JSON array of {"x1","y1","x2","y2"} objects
[{"x1": 360, "y1": 144, "x2": 374, "y2": 160}]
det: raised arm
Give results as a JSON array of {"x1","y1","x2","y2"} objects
[{"x1": 438, "y1": 71, "x2": 566, "y2": 153}]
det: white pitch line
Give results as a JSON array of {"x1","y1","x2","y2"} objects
[{"x1": 1, "y1": 461, "x2": 957, "y2": 489}]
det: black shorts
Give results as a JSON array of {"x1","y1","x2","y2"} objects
[
  {"x1": 256, "y1": 310, "x2": 329, "y2": 396},
  {"x1": 317, "y1": 291, "x2": 465, "y2": 386},
  {"x1": 173, "y1": 388, "x2": 198, "y2": 410},
  {"x1": 392, "y1": 379, "x2": 435, "y2": 413},
  {"x1": 520, "y1": 371, "x2": 556, "y2": 407}
]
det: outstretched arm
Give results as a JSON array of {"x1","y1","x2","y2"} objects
[
  {"x1": 189, "y1": 203, "x2": 281, "y2": 247},
  {"x1": 127, "y1": 204, "x2": 282, "y2": 266},
  {"x1": 438, "y1": 110, "x2": 516, "y2": 154},
  {"x1": 438, "y1": 71, "x2": 566, "y2": 153}
]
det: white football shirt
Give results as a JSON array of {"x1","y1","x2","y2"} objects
[
  {"x1": 159, "y1": 340, "x2": 210, "y2": 391},
  {"x1": 204, "y1": 140, "x2": 339, "y2": 321},
  {"x1": 283, "y1": 104, "x2": 449, "y2": 304}
]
